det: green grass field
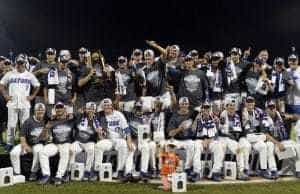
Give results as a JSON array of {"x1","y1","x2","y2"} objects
[{"x1": 0, "y1": 181, "x2": 300, "y2": 194}]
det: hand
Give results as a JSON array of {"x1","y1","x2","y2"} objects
[
  {"x1": 27, "y1": 95, "x2": 35, "y2": 101},
  {"x1": 146, "y1": 40, "x2": 157, "y2": 47},
  {"x1": 22, "y1": 144, "x2": 32, "y2": 153},
  {"x1": 39, "y1": 68, "x2": 49, "y2": 74},
  {"x1": 277, "y1": 143, "x2": 285, "y2": 152},
  {"x1": 70, "y1": 97, "x2": 76, "y2": 105},
  {"x1": 166, "y1": 85, "x2": 174, "y2": 93},
  {"x1": 44, "y1": 97, "x2": 49, "y2": 105},
  {"x1": 202, "y1": 139, "x2": 211, "y2": 150},
  {"x1": 127, "y1": 142, "x2": 134, "y2": 152},
  {"x1": 243, "y1": 47, "x2": 251, "y2": 57},
  {"x1": 5, "y1": 95, "x2": 12, "y2": 102},
  {"x1": 45, "y1": 121, "x2": 54, "y2": 130},
  {"x1": 89, "y1": 68, "x2": 96, "y2": 77}
]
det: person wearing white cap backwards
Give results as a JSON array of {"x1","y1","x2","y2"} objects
[
  {"x1": 0, "y1": 54, "x2": 40, "y2": 152},
  {"x1": 68, "y1": 102, "x2": 101, "y2": 181},
  {"x1": 166, "y1": 97, "x2": 196, "y2": 177},
  {"x1": 39, "y1": 102, "x2": 74, "y2": 185},
  {"x1": 10, "y1": 103, "x2": 47, "y2": 181},
  {"x1": 94, "y1": 98, "x2": 135, "y2": 182}
]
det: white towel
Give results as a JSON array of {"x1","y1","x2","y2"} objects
[{"x1": 48, "y1": 68, "x2": 59, "y2": 85}]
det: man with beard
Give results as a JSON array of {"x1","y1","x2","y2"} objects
[
  {"x1": 68, "y1": 102, "x2": 100, "y2": 181},
  {"x1": 0, "y1": 54, "x2": 40, "y2": 151},
  {"x1": 78, "y1": 51, "x2": 115, "y2": 105},
  {"x1": 39, "y1": 102, "x2": 74, "y2": 185}
]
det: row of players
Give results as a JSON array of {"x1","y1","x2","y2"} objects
[{"x1": 8, "y1": 95, "x2": 300, "y2": 185}]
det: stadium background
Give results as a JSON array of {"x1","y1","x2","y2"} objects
[{"x1": 0, "y1": 0, "x2": 299, "y2": 60}]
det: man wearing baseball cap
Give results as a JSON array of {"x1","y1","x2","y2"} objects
[
  {"x1": 95, "y1": 98, "x2": 135, "y2": 182},
  {"x1": 262, "y1": 100, "x2": 300, "y2": 179},
  {"x1": 286, "y1": 54, "x2": 300, "y2": 114},
  {"x1": 0, "y1": 54, "x2": 40, "y2": 151},
  {"x1": 10, "y1": 103, "x2": 47, "y2": 181},
  {"x1": 166, "y1": 97, "x2": 196, "y2": 176},
  {"x1": 192, "y1": 101, "x2": 223, "y2": 182},
  {"x1": 39, "y1": 101, "x2": 75, "y2": 185},
  {"x1": 68, "y1": 102, "x2": 101, "y2": 181}
]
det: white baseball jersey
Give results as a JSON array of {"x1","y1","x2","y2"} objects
[
  {"x1": 0, "y1": 69, "x2": 40, "y2": 108},
  {"x1": 105, "y1": 110, "x2": 129, "y2": 139}
]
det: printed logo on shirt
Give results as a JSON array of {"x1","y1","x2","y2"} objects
[{"x1": 184, "y1": 74, "x2": 200, "y2": 92}]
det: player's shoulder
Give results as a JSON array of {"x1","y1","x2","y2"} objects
[{"x1": 113, "y1": 110, "x2": 126, "y2": 117}]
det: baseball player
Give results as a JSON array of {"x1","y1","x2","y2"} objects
[
  {"x1": 94, "y1": 98, "x2": 135, "y2": 181},
  {"x1": 191, "y1": 101, "x2": 223, "y2": 182},
  {"x1": 240, "y1": 96, "x2": 268, "y2": 177},
  {"x1": 166, "y1": 97, "x2": 196, "y2": 176},
  {"x1": 262, "y1": 100, "x2": 300, "y2": 178},
  {"x1": 10, "y1": 103, "x2": 47, "y2": 181},
  {"x1": 124, "y1": 100, "x2": 156, "y2": 181},
  {"x1": 0, "y1": 54, "x2": 40, "y2": 151},
  {"x1": 39, "y1": 102, "x2": 74, "y2": 185},
  {"x1": 219, "y1": 99, "x2": 250, "y2": 180},
  {"x1": 68, "y1": 102, "x2": 100, "y2": 181}
]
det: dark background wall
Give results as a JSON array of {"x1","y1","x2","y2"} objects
[{"x1": 0, "y1": 0, "x2": 299, "y2": 61}]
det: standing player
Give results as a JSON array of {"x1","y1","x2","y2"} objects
[
  {"x1": 39, "y1": 102, "x2": 74, "y2": 185},
  {"x1": 10, "y1": 103, "x2": 47, "y2": 181},
  {"x1": 94, "y1": 98, "x2": 135, "y2": 181},
  {"x1": 0, "y1": 54, "x2": 40, "y2": 151}
]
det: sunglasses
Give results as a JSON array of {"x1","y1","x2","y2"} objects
[
  {"x1": 55, "y1": 105, "x2": 64, "y2": 109},
  {"x1": 47, "y1": 52, "x2": 55, "y2": 55},
  {"x1": 231, "y1": 52, "x2": 239, "y2": 56},
  {"x1": 246, "y1": 99, "x2": 255, "y2": 103},
  {"x1": 118, "y1": 59, "x2": 126, "y2": 64},
  {"x1": 268, "y1": 105, "x2": 276, "y2": 109},
  {"x1": 16, "y1": 60, "x2": 25, "y2": 65},
  {"x1": 202, "y1": 105, "x2": 210, "y2": 109}
]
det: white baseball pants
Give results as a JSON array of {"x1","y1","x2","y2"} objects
[
  {"x1": 7, "y1": 107, "x2": 30, "y2": 145},
  {"x1": 193, "y1": 140, "x2": 223, "y2": 173},
  {"x1": 95, "y1": 138, "x2": 135, "y2": 174},
  {"x1": 39, "y1": 143, "x2": 71, "y2": 178},
  {"x1": 10, "y1": 144, "x2": 44, "y2": 174},
  {"x1": 69, "y1": 141, "x2": 95, "y2": 172}
]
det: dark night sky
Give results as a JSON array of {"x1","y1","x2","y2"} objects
[{"x1": 0, "y1": 0, "x2": 300, "y2": 61}]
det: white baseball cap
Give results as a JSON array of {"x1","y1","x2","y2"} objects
[
  {"x1": 34, "y1": 103, "x2": 46, "y2": 111},
  {"x1": 179, "y1": 97, "x2": 189, "y2": 104},
  {"x1": 86, "y1": 102, "x2": 97, "y2": 110}
]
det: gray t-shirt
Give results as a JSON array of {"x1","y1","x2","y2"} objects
[
  {"x1": 20, "y1": 116, "x2": 46, "y2": 146},
  {"x1": 46, "y1": 68, "x2": 75, "y2": 104},
  {"x1": 166, "y1": 110, "x2": 195, "y2": 140},
  {"x1": 50, "y1": 119, "x2": 74, "y2": 144},
  {"x1": 116, "y1": 68, "x2": 136, "y2": 101},
  {"x1": 178, "y1": 69, "x2": 208, "y2": 108}
]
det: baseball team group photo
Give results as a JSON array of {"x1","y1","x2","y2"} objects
[{"x1": 0, "y1": 0, "x2": 300, "y2": 194}]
